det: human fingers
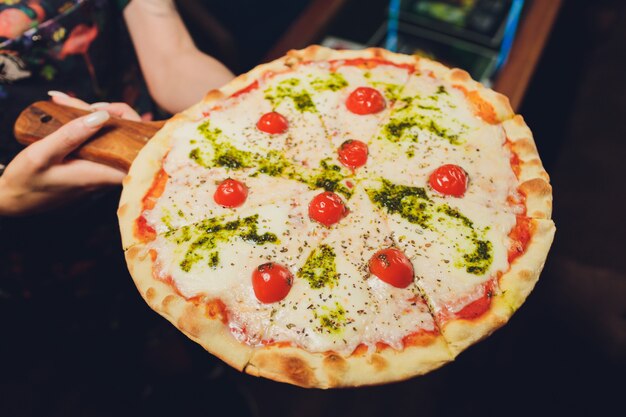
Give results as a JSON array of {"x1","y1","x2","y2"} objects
[
  {"x1": 48, "y1": 91, "x2": 92, "y2": 110},
  {"x1": 91, "y1": 102, "x2": 142, "y2": 121},
  {"x1": 26, "y1": 110, "x2": 110, "y2": 166},
  {"x1": 45, "y1": 159, "x2": 126, "y2": 187}
]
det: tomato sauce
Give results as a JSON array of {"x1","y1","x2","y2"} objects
[
  {"x1": 453, "y1": 85, "x2": 499, "y2": 124},
  {"x1": 230, "y1": 80, "x2": 259, "y2": 98},
  {"x1": 204, "y1": 299, "x2": 229, "y2": 324},
  {"x1": 457, "y1": 280, "x2": 495, "y2": 320},
  {"x1": 329, "y1": 58, "x2": 416, "y2": 73},
  {"x1": 133, "y1": 168, "x2": 168, "y2": 242},
  {"x1": 508, "y1": 215, "x2": 532, "y2": 263}
]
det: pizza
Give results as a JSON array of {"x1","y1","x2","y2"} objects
[{"x1": 118, "y1": 46, "x2": 555, "y2": 388}]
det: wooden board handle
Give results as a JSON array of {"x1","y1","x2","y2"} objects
[{"x1": 14, "y1": 101, "x2": 165, "y2": 172}]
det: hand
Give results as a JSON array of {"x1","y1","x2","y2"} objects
[{"x1": 0, "y1": 93, "x2": 141, "y2": 216}]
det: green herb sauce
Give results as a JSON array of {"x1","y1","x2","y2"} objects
[
  {"x1": 167, "y1": 215, "x2": 279, "y2": 272},
  {"x1": 264, "y1": 78, "x2": 317, "y2": 113},
  {"x1": 367, "y1": 179, "x2": 432, "y2": 229},
  {"x1": 367, "y1": 180, "x2": 493, "y2": 275},
  {"x1": 193, "y1": 121, "x2": 353, "y2": 198},
  {"x1": 370, "y1": 81, "x2": 404, "y2": 101},
  {"x1": 311, "y1": 72, "x2": 348, "y2": 92},
  {"x1": 315, "y1": 303, "x2": 347, "y2": 334},
  {"x1": 304, "y1": 158, "x2": 352, "y2": 198},
  {"x1": 378, "y1": 85, "x2": 466, "y2": 145},
  {"x1": 297, "y1": 244, "x2": 339, "y2": 289}
]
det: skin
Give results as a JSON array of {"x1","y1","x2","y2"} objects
[
  {"x1": 0, "y1": 97, "x2": 137, "y2": 216},
  {"x1": 123, "y1": 0, "x2": 235, "y2": 113},
  {"x1": 0, "y1": 0, "x2": 235, "y2": 216}
]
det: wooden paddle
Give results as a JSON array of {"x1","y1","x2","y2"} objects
[{"x1": 14, "y1": 101, "x2": 165, "y2": 171}]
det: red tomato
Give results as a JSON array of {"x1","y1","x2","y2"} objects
[
  {"x1": 214, "y1": 178, "x2": 248, "y2": 207},
  {"x1": 338, "y1": 140, "x2": 368, "y2": 169},
  {"x1": 256, "y1": 111, "x2": 289, "y2": 134},
  {"x1": 308, "y1": 191, "x2": 348, "y2": 227},
  {"x1": 346, "y1": 87, "x2": 386, "y2": 115},
  {"x1": 252, "y1": 262, "x2": 293, "y2": 303},
  {"x1": 368, "y1": 248, "x2": 414, "y2": 288},
  {"x1": 429, "y1": 164, "x2": 468, "y2": 197}
]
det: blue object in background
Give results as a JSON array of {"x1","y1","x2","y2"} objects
[
  {"x1": 385, "y1": 0, "x2": 401, "y2": 51},
  {"x1": 496, "y1": 0, "x2": 524, "y2": 70}
]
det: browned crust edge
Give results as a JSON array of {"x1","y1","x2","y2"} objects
[
  {"x1": 118, "y1": 115, "x2": 186, "y2": 249},
  {"x1": 441, "y1": 218, "x2": 555, "y2": 355},
  {"x1": 504, "y1": 115, "x2": 553, "y2": 219},
  {"x1": 124, "y1": 244, "x2": 255, "y2": 370},
  {"x1": 499, "y1": 218, "x2": 556, "y2": 311},
  {"x1": 124, "y1": 241, "x2": 453, "y2": 388},
  {"x1": 440, "y1": 295, "x2": 512, "y2": 357},
  {"x1": 246, "y1": 335, "x2": 452, "y2": 389}
]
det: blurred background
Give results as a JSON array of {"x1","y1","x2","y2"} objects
[{"x1": 1, "y1": 0, "x2": 625, "y2": 415}]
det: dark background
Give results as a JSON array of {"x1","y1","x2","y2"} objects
[{"x1": 1, "y1": 0, "x2": 625, "y2": 415}]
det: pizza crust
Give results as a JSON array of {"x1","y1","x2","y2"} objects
[
  {"x1": 119, "y1": 45, "x2": 554, "y2": 388},
  {"x1": 440, "y1": 295, "x2": 512, "y2": 356},
  {"x1": 246, "y1": 334, "x2": 452, "y2": 388},
  {"x1": 503, "y1": 116, "x2": 553, "y2": 219},
  {"x1": 125, "y1": 239, "x2": 453, "y2": 388},
  {"x1": 500, "y1": 218, "x2": 556, "y2": 311},
  {"x1": 124, "y1": 244, "x2": 255, "y2": 370},
  {"x1": 442, "y1": 218, "x2": 555, "y2": 355},
  {"x1": 118, "y1": 115, "x2": 184, "y2": 249}
]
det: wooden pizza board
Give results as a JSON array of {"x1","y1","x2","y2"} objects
[{"x1": 14, "y1": 101, "x2": 165, "y2": 171}]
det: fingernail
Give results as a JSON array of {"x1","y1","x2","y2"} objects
[
  {"x1": 84, "y1": 110, "x2": 110, "y2": 127},
  {"x1": 48, "y1": 90, "x2": 69, "y2": 98},
  {"x1": 90, "y1": 102, "x2": 110, "y2": 109}
]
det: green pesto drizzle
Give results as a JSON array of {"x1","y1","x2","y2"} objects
[
  {"x1": 167, "y1": 215, "x2": 279, "y2": 272},
  {"x1": 367, "y1": 180, "x2": 493, "y2": 275},
  {"x1": 192, "y1": 121, "x2": 353, "y2": 198},
  {"x1": 462, "y1": 240, "x2": 493, "y2": 275},
  {"x1": 378, "y1": 85, "x2": 467, "y2": 145},
  {"x1": 367, "y1": 179, "x2": 432, "y2": 229},
  {"x1": 264, "y1": 78, "x2": 317, "y2": 113},
  {"x1": 297, "y1": 244, "x2": 339, "y2": 289},
  {"x1": 190, "y1": 121, "x2": 255, "y2": 169},
  {"x1": 315, "y1": 302, "x2": 347, "y2": 334},
  {"x1": 306, "y1": 159, "x2": 352, "y2": 198},
  {"x1": 311, "y1": 72, "x2": 348, "y2": 92},
  {"x1": 381, "y1": 113, "x2": 462, "y2": 145},
  {"x1": 370, "y1": 81, "x2": 404, "y2": 101},
  {"x1": 160, "y1": 208, "x2": 175, "y2": 231}
]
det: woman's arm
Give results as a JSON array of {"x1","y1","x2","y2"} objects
[{"x1": 123, "y1": 0, "x2": 235, "y2": 114}]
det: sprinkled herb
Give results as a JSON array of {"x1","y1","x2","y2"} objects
[
  {"x1": 315, "y1": 303, "x2": 347, "y2": 334},
  {"x1": 311, "y1": 72, "x2": 348, "y2": 92},
  {"x1": 367, "y1": 179, "x2": 493, "y2": 275},
  {"x1": 298, "y1": 244, "x2": 339, "y2": 289},
  {"x1": 264, "y1": 78, "x2": 317, "y2": 113},
  {"x1": 168, "y1": 215, "x2": 279, "y2": 272}
]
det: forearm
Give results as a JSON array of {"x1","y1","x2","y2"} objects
[
  {"x1": 0, "y1": 177, "x2": 20, "y2": 216},
  {"x1": 123, "y1": 0, "x2": 235, "y2": 113}
]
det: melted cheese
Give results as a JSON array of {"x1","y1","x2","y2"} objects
[{"x1": 140, "y1": 60, "x2": 522, "y2": 354}]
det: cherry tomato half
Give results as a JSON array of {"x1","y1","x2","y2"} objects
[
  {"x1": 368, "y1": 248, "x2": 414, "y2": 288},
  {"x1": 338, "y1": 140, "x2": 368, "y2": 169},
  {"x1": 346, "y1": 87, "x2": 386, "y2": 115},
  {"x1": 214, "y1": 178, "x2": 248, "y2": 207},
  {"x1": 256, "y1": 111, "x2": 289, "y2": 134},
  {"x1": 252, "y1": 262, "x2": 293, "y2": 303},
  {"x1": 429, "y1": 164, "x2": 468, "y2": 197},
  {"x1": 308, "y1": 191, "x2": 348, "y2": 227}
]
